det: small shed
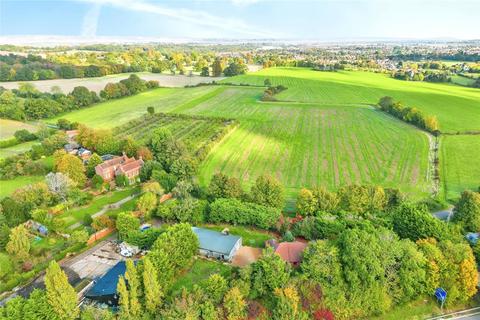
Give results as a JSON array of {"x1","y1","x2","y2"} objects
[
  {"x1": 84, "y1": 261, "x2": 126, "y2": 306},
  {"x1": 192, "y1": 227, "x2": 242, "y2": 262}
]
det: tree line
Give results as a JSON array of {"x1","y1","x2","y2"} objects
[
  {"x1": 378, "y1": 96, "x2": 440, "y2": 133},
  {"x1": 0, "y1": 74, "x2": 158, "y2": 121}
]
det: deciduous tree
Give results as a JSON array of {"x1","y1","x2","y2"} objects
[
  {"x1": 55, "y1": 153, "x2": 86, "y2": 187},
  {"x1": 6, "y1": 225, "x2": 30, "y2": 262},
  {"x1": 453, "y1": 190, "x2": 480, "y2": 232},
  {"x1": 223, "y1": 287, "x2": 246, "y2": 320},
  {"x1": 250, "y1": 174, "x2": 284, "y2": 209},
  {"x1": 45, "y1": 261, "x2": 79, "y2": 320}
]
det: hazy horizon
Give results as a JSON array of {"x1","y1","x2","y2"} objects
[{"x1": 1, "y1": 0, "x2": 479, "y2": 45}]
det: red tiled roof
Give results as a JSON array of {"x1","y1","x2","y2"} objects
[
  {"x1": 98, "y1": 155, "x2": 128, "y2": 170},
  {"x1": 274, "y1": 241, "x2": 308, "y2": 264},
  {"x1": 118, "y1": 159, "x2": 144, "y2": 174}
]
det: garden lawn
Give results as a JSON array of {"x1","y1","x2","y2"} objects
[
  {"x1": 440, "y1": 135, "x2": 480, "y2": 200},
  {"x1": 201, "y1": 224, "x2": 272, "y2": 248},
  {"x1": 169, "y1": 258, "x2": 232, "y2": 297},
  {"x1": 48, "y1": 86, "x2": 217, "y2": 128},
  {"x1": 57, "y1": 187, "x2": 139, "y2": 227},
  {"x1": 222, "y1": 68, "x2": 480, "y2": 133},
  {"x1": 0, "y1": 119, "x2": 38, "y2": 139},
  {"x1": 0, "y1": 175, "x2": 44, "y2": 198},
  {"x1": 180, "y1": 87, "x2": 431, "y2": 208}
]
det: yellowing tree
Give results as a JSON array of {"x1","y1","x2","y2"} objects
[
  {"x1": 45, "y1": 261, "x2": 79, "y2": 320},
  {"x1": 56, "y1": 154, "x2": 86, "y2": 187},
  {"x1": 224, "y1": 287, "x2": 246, "y2": 320},
  {"x1": 125, "y1": 259, "x2": 142, "y2": 318},
  {"x1": 117, "y1": 276, "x2": 130, "y2": 320},
  {"x1": 143, "y1": 257, "x2": 163, "y2": 314},
  {"x1": 6, "y1": 225, "x2": 30, "y2": 262},
  {"x1": 424, "y1": 115, "x2": 439, "y2": 132},
  {"x1": 458, "y1": 251, "x2": 478, "y2": 300},
  {"x1": 273, "y1": 286, "x2": 303, "y2": 320}
]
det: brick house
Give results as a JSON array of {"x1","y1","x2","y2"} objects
[{"x1": 95, "y1": 153, "x2": 144, "y2": 183}]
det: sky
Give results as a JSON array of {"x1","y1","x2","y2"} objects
[{"x1": 0, "y1": 0, "x2": 479, "y2": 43}]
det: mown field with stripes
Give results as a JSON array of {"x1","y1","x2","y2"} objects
[
  {"x1": 181, "y1": 87, "x2": 431, "y2": 204},
  {"x1": 440, "y1": 135, "x2": 480, "y2": 200},
  {"x1": 224, "y1": 67, "x2": 480, "y2": 133},
  {"x1": 37, "y1": 67, "x2": 480, "y2": 203}
]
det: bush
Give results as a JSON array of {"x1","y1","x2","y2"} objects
[
  {"x1": 127, "y1": 228, "x2": 163, "y2": 249},
  {"x1": 208, "y1": 198, "x2": 281, "y2": 230},
  {"x1": 0, "y1": 137, "x2": 19, "y2": 148},
  {"x1": 115, "y1": 174, "x2": 129, "y2": 187},
  {"x1": 82, "y1": 213, "x2": 93, "y2": 227},
  {"x1": 291, "y1": 216, "x2": 345, "y2": 240},
  {"x1": 91, "y1": 174, "x2": 104, "y2": 190},
  {"x1": 14, "y1": 129, "x2": 37, "y2": 142}
]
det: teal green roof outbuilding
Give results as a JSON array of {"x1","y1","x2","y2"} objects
[{"x1": 192, "y1": 227, "x2": 242, "y2": 261}]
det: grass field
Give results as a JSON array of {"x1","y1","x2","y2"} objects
[
  {"x1": 0, "y1": 119, "x2": 38, "y2": 139},
  {"x1": 31, "y1": 67, "x2": 478, "y2": 203},
  {"x1": 180, "y1": 87, "x2": 431, "y2": 206},
  {"x1": 0, "y1": 140, "x2": 39, "y2": 159},
  {"x1": 49, "y1": 86, "x2": 219, "y2": 128},
  {"x1": 0, "y1": 175, "x2": 45, "y2": 198},
  {"x1": 222, "y1": 68, "x2": 480, "y2": 133},
  {"x1": 440, "y1": 135, "x2": 480, "y2": 200},
  {"x1": 450, "y1": 75, "x2": 476, "y2": 87}
]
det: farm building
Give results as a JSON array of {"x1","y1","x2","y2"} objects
[
  {"x1": 95, "y1": 153, "x2": 144, "y2": 183},
  {"x1": 267, "y1": 240, "x2": 308, "y2": 266},
  {"x1": 84, "y1": 261, "x2": 126, "y2": 306},
  {"x1": 192, "y1": 227, "x2": 242, "y2": 262}
]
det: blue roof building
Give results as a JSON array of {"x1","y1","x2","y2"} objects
[
  {"x1": 85, "y1": 261, "x2": 126, "y2": 306},
  {"x1": 192, "y1": 227, "x2": 242, "y2": 262}
]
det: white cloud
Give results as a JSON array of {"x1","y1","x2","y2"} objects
[
  {"x1": 77, "y1": 0, "x2": 279, "y2": 38},
  {"x1": 82, "y1": 3, "x2": 102, "y2": 37}
]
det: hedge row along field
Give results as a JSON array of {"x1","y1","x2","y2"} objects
[
  {"x1": 222, "y1": 67, "x2": 480, "y2": 133},
  {"x1": 180, "y1": 87, "x2": 431, "y2": 206}
]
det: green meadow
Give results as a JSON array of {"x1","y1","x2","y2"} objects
[
  {"x1": 182, "y1": 87, "x2": 431, "y2": 205},
  {"x1": 7, "y1": 67, "x2": 472, "y2": 203},
  {"x1": 49, "y1": 86, "x2": 219, "y2": 128},
  {"x1": 223, "y1": 68, "x2": 480, "y2": 133},
  {"x1": 440, "y1": 135, "x2": 480, "y2": 200}
]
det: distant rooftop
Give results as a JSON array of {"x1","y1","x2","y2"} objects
[{"x1": 192, "y1": 227, "x2": 241, "y2": 255}]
